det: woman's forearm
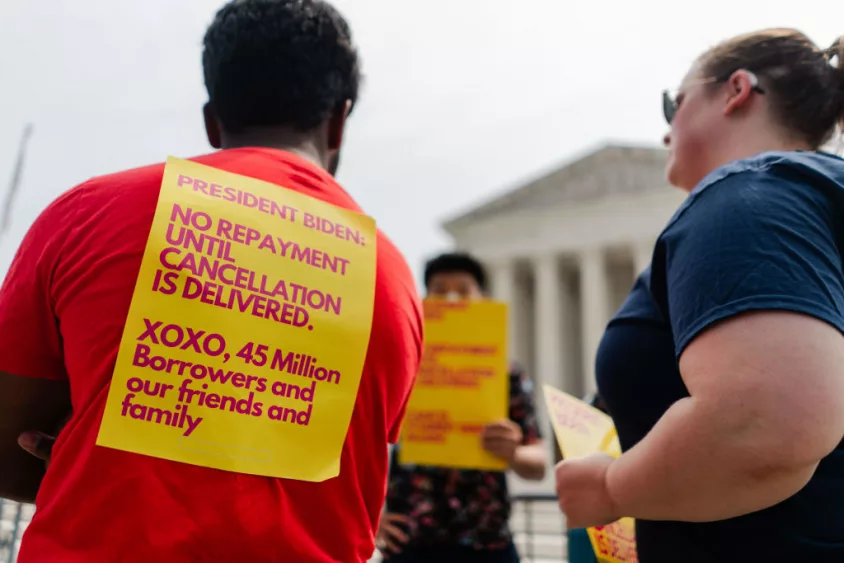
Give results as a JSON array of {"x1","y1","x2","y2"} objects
[{"x1": 605, "y1": 396, "x2": 817, "y2": 522}]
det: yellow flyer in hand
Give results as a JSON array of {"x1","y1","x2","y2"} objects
[
  {"x1": 96, "y1": 157, "x2": 377, "y2": 482},
  {"x1": 542, "y1": 385, "x2": 638, "y2": 563},
  {"x1": 398, "y1": 300, "x2": 508, "y2": 471}
]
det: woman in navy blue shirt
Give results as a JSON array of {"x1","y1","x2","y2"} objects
[{"x1": 554, "y1": 29, "x2": 844, "y2": 562}]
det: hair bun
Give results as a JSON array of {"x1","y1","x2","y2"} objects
[
  {"x1": 828, "y1": 37, "x2": 844, "y2": 131},
  {"x1": 826, "y1": 37, "x2": 842, "y2": 64}
]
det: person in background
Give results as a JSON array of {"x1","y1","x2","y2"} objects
[
  {"x1": 377, "y1": 252, "x2": 546, "y2": 563},
  {"x1": 555, "y1": 28, "x2": 844, "y2": 562},
  {"x1": 0, "y1": 1, "x2": 423, "y2": 562}
]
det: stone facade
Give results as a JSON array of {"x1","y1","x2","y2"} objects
[{"x1": 442, "y1": 143, "x2": 686, "y2": 494}]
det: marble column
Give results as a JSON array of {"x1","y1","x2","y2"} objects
[
  {"x1": 579, "y1": 247, "x2": 609, "y2": 396},
  {"x1": 533, "y1": 254, "x2": 564, "y2": 392},
  {"x1": 632, "y1": 240, "x2": 655, "y2": 277},
  {"x1": 490, "y1": 260, "x2": 518, "y2": 359},
  {"x1": 532, "y1": 254, "x2": 564, "y2": 455}
]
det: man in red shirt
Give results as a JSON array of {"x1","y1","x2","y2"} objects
[{"x1": 0, "y1": 1, "x2": 423, "y2": 561}]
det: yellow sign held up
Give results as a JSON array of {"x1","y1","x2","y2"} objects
[
  {"x1": 399, "y1": 300, "x2": 509, "y2": 471},
  {"x1": 542, "y1": 385, "x2": 638, "y2": 563},
  {"x1": 96, "y1": 157, "x2": 377, "y2": 482}
]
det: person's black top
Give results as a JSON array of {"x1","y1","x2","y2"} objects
[
  {"x1": 386, "y1": 365, "x2": 542, "y2": 551},
  {"x1": 596, "y1": 151, "x2": 844, "y2": 563}
]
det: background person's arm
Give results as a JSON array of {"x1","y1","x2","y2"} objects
[
  {"x1": 505, "y1": 366, "x2": 547, "y2": 480},
  {"x1": 511, "y1": 440, "x2": 547, "y2": 480}
]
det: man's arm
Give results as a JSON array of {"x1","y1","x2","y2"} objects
[
  {"x1": 0, "y1": 189, "x2": 82, "y2": 502},
  {"x1": 386, "y1": 291, "x2": 423, "y2": 445},
  {"x1": 0, "y1": 373, "x2": 71, "y2": 502},
  {"x1": 507, "y1": 367, "x2": 546, "y2": 480}
]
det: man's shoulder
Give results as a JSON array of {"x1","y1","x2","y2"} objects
[
  {"x1": 62, "y1": 161, "x2": 165, "y2": 202},
  {"x1": 374, "y1": 230, "x2": 415, "y2": 287},
  {"x1": 69, "y1": 151, "x2": 421, "y2": 310},
  {"x1": 370, "y1": 230, "x2": 422, "y2": 352},
  {"x1": 32, "y1": 162, "x2": 166, "y2": 234},
  {"x1": 92, "y1": 161, "x2": 167, "y2": 185}
]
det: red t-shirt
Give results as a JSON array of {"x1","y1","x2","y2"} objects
[{"x1": 0, "y1": 148, "x2": 422, "y2": 563}]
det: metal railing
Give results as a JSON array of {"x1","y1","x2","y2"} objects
[
  {"x1": 510, "y1": 493, "x2": 567, "y2": 562},
  {"x1": 1, "y1": 495, "x2": 568, "y2": 563},
  {"x1": 0, "y1": 500, "x2": 30, "y2": 563}
]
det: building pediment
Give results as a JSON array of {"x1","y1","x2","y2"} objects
[{"x1": 442, "y1": 143, "x2": 669, "y2": 234}]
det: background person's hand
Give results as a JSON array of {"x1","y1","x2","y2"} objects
[
  {"x1": 480, "y1": 419, "x2": 523, "y2": 463},
  {"x1": 376, "y1": 512, "x2": 412, "y2": 556}
]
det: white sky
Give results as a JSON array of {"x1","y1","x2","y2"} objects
[{"x1": 0, "y1": 0, "x2": 841, "y2": 282}]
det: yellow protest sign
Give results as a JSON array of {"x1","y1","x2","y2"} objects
[
  {"x1": 96, "y1": 156, "x2": 376, "y2": 482},
  {"x1": 542, "y1": 385, "x2": 638, "y2": 563},
  {"x1": 543, "y1": 385, "x2": 615, "y2": 459},
  {"x1": 587, "y1": 518, "x2": 638, "y2": 563},
  {"x1": 398, "y1": 299, "x2": 509, "y2": 471}
]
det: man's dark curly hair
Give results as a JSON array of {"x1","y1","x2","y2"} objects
[{"x1": 202, "y1": 0, "x2": 361, "y2": 134}]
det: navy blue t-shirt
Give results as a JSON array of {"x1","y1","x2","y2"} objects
[{"x1": 596, "y1": 151, "x2": 844, "y2": 563}]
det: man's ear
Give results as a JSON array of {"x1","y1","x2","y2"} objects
[
  {"x1": 326, "y1": 99, "x2": 352, "y2": 151},
  {"x1": 203, "y1": 102, "x2": 222, "y2": 149}
]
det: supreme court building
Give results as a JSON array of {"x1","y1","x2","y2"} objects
[{"x1": 441, "y1": 144, "x2": 685, "y2": 493}]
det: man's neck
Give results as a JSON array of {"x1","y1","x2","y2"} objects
[{"x1": 221, "y1": 129, "x2": 326, "y2": 171}]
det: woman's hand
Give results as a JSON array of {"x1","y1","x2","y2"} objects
[{"x1": 555, "y1": 453, "x2": 620, "y2": 528}]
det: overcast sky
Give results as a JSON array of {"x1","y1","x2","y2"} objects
[{"x1": 1, "y1": 0, "x2": 841, "y2": 282}]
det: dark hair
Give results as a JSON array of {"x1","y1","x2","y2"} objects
[
  {"x1": 423, "y1": 252, "x2": 489, "y2": 293},
  {"x1": 700, "y1": 29, "x2": 844, "y2": 148},
  {"x1": 202, "y1": 0, "x2": 361, "y2": 133}
]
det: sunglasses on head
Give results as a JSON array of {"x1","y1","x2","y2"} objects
[{"x1": 662, "y1": 71, "x2": 765, "y2": 125}]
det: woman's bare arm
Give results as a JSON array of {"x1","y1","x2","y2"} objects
[{"x1": 606, "y1": 311, "x2": 844, "y2": 522}]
